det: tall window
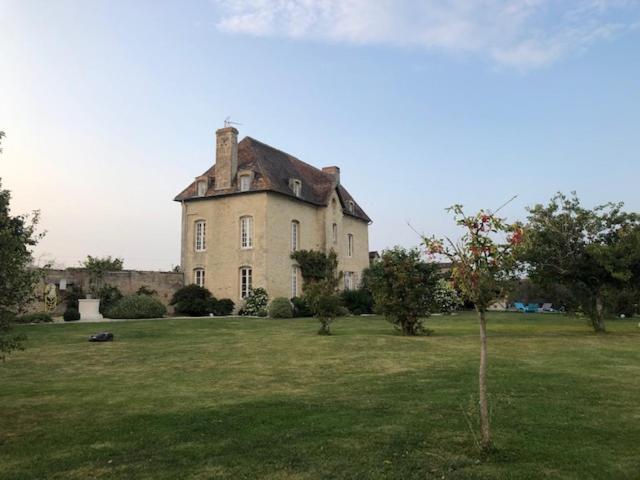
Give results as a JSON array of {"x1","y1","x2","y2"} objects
[
  {"x1": 291, "y1": 179, "x2": 302, "y2": 197},
  {"x1": 344, "y1": 271, "x2": 355, "y2": 291},
  {"x1": 291, "y1": 220, "x2": 299, "y2": 251},
  {"x1": 347, "y1": 200, "x2": 355, "y2": 213},
  {"x1": 332, "y1": 223, "x2": 338, "y2": 243},
  {"x1": 194, "y1": 268, "x2": 205, "y2": 287},
  {"x1": 240, "y1": 216, "x2": 253, "y2": 249},
  {"x1": 240, "y1": 267, "x2": 252, "y2": 298},
  {"x1": 195, "y1": 221, "x2": 206, "y2": 252},
  {"x1": 197, "y1": 180, "x2": 207, "y2": 197},
  {"x1": 291, "y1": 266, "x2": 300, "y2": 298},
  {"x1": 239, "y1": 175, "x2": 251, "y2": 192},
  {"x1": 347, "y1": 233, "x2": 354, "y2": 257}
]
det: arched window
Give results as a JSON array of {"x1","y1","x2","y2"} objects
[
  {"x1": 290, "y1": 179, "x2": 302, "y2": 197},
  {"x1": 347, "y1": 233, "x2": 354, "y2": 257},
  {"x1": 195, "y1": 220, "x2": 206, "y2": 252},
  {"x1": 239, "y1": 174, "x2": 251, "y2": 192},
  {"x1": 194, "y1": 268, "x2": 205, "y2": 287},
  {"x1": 240, "y1": 267, "x2": 252, "y2": 298},
  {"x1": 291, "y1": 220, "x2": 300, "y2": 252},
  {"x1": 240, "y1": 216, "x2": 253, "y2": 249},
  {"x1": 347, "y1": 200, "x2": 355, "y2": 213}
]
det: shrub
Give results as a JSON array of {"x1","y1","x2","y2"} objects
[
  {"x1": 63, "y1": 308, "x2": 80, "y2": 322},
  {"x1": 64, "y1": 285, "x2": 84, "y2": 309},
  {"x1": 291, "y1": 296, "x2": 313, "y2": 317},
  {"x1": 96, "y1": 284, "x2": 123, "y2": 315},
  {"x1": 340, "y1": 288, "x2": 373, "y2": 315},
  {"x1": 14, "y1": 312, "x2": 53, "y2": 324},
  {"x1": 337, "y1": 306, "x2": 350, "y2": 317},
  {"x1": 433, "y1": 279, "x2": 462, "y2": 314},
  {"x1": 170, "y1": 284, "x2": 214, "y2": 316},
  {"x1": 212, "y1": 298, "x2": 235, "y2": 316},
  {"x1": 242, "y1": 288, "x2": 269, "y2": 316},
  {"x1": 269, "y1": 297, "x2": 293, "y2": 318},
  {"x1": 106, "y1": 295, "x2": 166, "y2": 319}
]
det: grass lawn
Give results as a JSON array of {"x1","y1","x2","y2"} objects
[{"x1": 1, "y1": 312, "x2": 639, "y2": 480}]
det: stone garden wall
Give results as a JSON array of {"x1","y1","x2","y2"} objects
[{"x1": 31, "y1": 269, "x2": 185, "y2": 315}]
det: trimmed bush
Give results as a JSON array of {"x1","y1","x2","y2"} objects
[
  {"x1": 269, "y1": 297, "x2": 293, "y2": 318},
  {"x1": 64, "y1": 285, "x2": 84, "y2": 309},
  {"x1": 14, "y1": 312, "x2": 53, "y2": 324},
  {"x1": 106, "y1": 295, "x2": 166, "y2": 319},
  {"x1": 340, "y1": 288, "x2": 373, "y2": 315},
  {"x1": 96, "y1": 284, "x2": 123, "y2": 315},
  {"x1": 212, "y1": 298, "x2": 234, "y2": 316},
  {"x1": 63, "y1": 308, "x2": 80, "y2": 322},
  {"x1": 242, "y1": 288, "x2": 269, "y2": 316},
  {"x1": 291, "y1": 296, "x2": 313, "y2": 317},
  {"x1": 170, "y1": 284, "x2": 213, "y2": 316}
]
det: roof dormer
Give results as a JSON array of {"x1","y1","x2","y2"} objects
[{"x1": 289, "y1": 178, "x2": 302, "y2": 197}]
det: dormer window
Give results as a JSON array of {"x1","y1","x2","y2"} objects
[
  {"x1": 290, "y1": 179, "x2": 302, "y2": 197},
  {"x1": 347, "y1": 200, "x2": 355, "y2": 213},
  {"x1": 196, "y1": 180, "x2": 207, "y2": 197},
  {"x1": 239, "y1": 174, "x2": 251, "y2": 192}
]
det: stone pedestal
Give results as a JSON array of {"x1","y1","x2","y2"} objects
[{"x1": 79, "y1": 299, "x2": 103, "y2": 321}]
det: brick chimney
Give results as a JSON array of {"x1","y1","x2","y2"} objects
[
  {"x1": 322, "y1": 166, "x2": 340, "y2": 184},
  {"x1": 214, "y1": 127, "x2": 238, "y2": 190}
]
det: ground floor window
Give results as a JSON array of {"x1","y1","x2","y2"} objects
[
  {"x1": 344, "y1": 271, "x2": 356, "y2": 291},
  {"x1": 240, "y1": 267, "x2": 252, "y2": 298},
  {"x1": 194, "y1": 268, "x2": 205, "y2": 287},
  {"x1": 291, "y1": 266, "x2": 300, "y2": 298}
]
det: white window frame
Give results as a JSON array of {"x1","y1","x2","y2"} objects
[
  {"x1": 195, "y1": 220, "x2": 206, "y2": 252},
  {"x1": 348, "y1": 200, "x2": 355, "y2": 213},
  {"x1": 347, "y1": 233, "x2": 354, "y2": 257},
  {"x1": 239, "y1": 174, "x2": 251, "y2": 192},
  {"x1": 240, "y1": 267, "x2": 252, "y2": 299},
  {"x1": 332, "y1": 223, "x2": 338, "y2": 243},
  {"x1": 291, "y1": 266, "x2": 299, "y2": 298},
  {"x1": 240, "y1": 216, "x2": 253, "y2": 249},
  {"x1": 292, "y1": 179, "x2": 302, "y2": 197},
  {"x1": 194, "y1": 268, "x2": 205, "y2": 287},
  {"x1": 291, "y1": 220, "x2": 299, "y2": 252},
  {"x1": 197, "y1": 180, "x2": 207, "y2": 197}
]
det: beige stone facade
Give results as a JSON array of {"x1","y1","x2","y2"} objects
[{"x1": 176, "y1": 129, "x2": 371, "y2": 308}]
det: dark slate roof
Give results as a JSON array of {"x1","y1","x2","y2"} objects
[{"x1": 174, "y1": 136, "x2": 371, "y2": 223}]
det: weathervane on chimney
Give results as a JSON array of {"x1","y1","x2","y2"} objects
[{"x1": 224, "y1": 116, "x2": 242, "y2": 128}]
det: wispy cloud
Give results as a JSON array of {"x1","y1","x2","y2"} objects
[{"x1": 213, "y1": 0, "x2": 640, "y2": 68}]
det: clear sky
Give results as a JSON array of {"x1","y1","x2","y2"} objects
[{"x1": 1, "y1": 0, "x2": 639, "y2": 270}]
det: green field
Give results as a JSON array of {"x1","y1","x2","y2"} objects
[{"x1": 1, "y1": 313, "x2": 639, "y2": 479}]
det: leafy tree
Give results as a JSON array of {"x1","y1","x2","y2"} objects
[
  {"x1": 170, "y1": 284, "x2": 214, "y2": 316},
  {"x1": 81, "y1": 255, "x2": 124, "y2": 294},
  {"x1": 0, "y1": 132, "x2": 45, "y2": 360},
  {"x1": 520, "y1": 193, "x2": 640, "y2": 333},
  {"x1": 366, "y1": 246, "x2": 438, "y2": 335},
  {"x1": 424, "y1": 205, "x2": 522, "y2": 452},
  {"x1": 292, "y1": 249, "x2": 342, "y2": 334}
]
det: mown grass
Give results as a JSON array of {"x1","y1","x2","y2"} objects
[{"x1": 1, "y1": 312, "x2": 639, "y2": 479}]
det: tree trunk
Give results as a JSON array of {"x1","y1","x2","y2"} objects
[
  {"x1": 478, "y1": 308, "x2": 491, "y2": 452},
  {"x1": 592, "y1": 294, "x2": 607, "y2": 334}
]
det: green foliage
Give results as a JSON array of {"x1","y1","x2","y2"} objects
[
  {"x1": 0, "y1": 172, "x2": 44, "y2": 360},
  {"x1": 170, "y1": 284, "x2": 213, "y2": 316},
  {"x1": 433, "y1": 279, "x2": 462, "y2": 314},
  {"x1": 106, "y1": 295, "x2": 167, "y2": 319},
  {"x1": 366, "y1": 246, "x2": 439, "y2": 335},
  {"x1": 63, "y1": 308, "x2": 80, "y2": 322},
  {"x1": 63, "y1": 285, "x2": 84, "y2": 309},
  {"x1": 340, "y1": 288, "x2": 373, "y2": 315},
  {"x1": 242, "y1": 288, "x2": 269, "y2": 316},
  {"x1": 295, "y1": 250, "x2": 342, "y2": 334},
  {"x1": 82, "y1": 255, "x2": 124, "y2": 295},
  {"x1": 136, "y1": 285, "x2": 157, "y2": 296},
  {"x1": 14, "y1": 312, "x2": 53, "y2": 324},
  {"x1": 520, "y1": 193, "x2": 640, "y2": 332},
  {"x1": 268, "y1": 297, "x2": 293, "y2": 318},
  {"x1": 96, "y1": 284, "x2": 123, "y2": 314},
  {"x1": 212, "y1": 298, "x2": 235, "y2": 316},
  {"x1": 606, "y1": 289, "x2": 638, "y2": 318},
  {"x1": 291, "y1": 296, "x2": 313, "y2": 317}
]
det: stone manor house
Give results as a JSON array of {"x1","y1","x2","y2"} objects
[{"x1": 174, "y1": 127, "x2": 371, "y2": 307}]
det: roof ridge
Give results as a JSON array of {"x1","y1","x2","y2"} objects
[{"x1": 244, "y1": 136, "x2": 334, "y2": 181}]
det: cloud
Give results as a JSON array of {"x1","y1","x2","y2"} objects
[{"x1": 213, "y1": 0, "x2": 640, "y2": 68}]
